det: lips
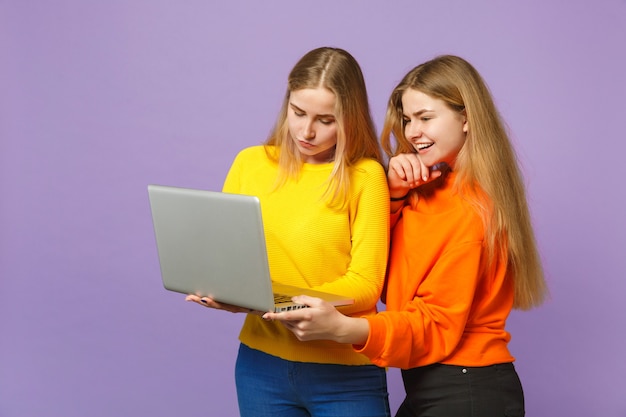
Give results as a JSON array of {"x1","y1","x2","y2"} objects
[{"x1": 416, "y1": 142, "x2": 434, "y2": 152}]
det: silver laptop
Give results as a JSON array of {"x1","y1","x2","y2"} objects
[{"x1": 147, "y1": 185, "x2": 354, "y2": 313}]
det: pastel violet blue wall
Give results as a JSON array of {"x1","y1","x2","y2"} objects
[{"x1": 1, "y1": 1, "x2": 625, "y2": 416}]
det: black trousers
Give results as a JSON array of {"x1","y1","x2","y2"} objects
[{"x1": 396, "y1": 363, "x2": 524, "y2": 417}]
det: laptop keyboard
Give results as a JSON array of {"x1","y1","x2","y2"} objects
[
  {"x1": 273, "y1": 293, "x2": 308, "y2": 311},
  {"x1": 273, "y1": 294, "x2": 293, "y2": 304}
]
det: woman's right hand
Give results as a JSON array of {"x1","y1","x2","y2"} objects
[{"x1": 387, "y1": 153, "x2": 443, "y2": 196}]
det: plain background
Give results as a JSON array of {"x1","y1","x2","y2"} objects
[{"x1": 1, "y1": 1, "x2": 625, "y2": 416}]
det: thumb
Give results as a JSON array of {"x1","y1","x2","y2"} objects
[
  {"x1": 429, "y1": 169, "x2": 443, "y2": 181},
  {"x1": 292, "y1": 295, "x2": 324, "y2": 307}
]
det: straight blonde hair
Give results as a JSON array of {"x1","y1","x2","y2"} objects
[
  {"x1": 265, "y1": 47, "x2": 382, "y2": 207},
  {"x1": 381, "y1": 55, "x2": 547, "y2": 310}
]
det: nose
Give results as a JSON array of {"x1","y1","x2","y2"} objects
[
  {"x1": 405, "y1": 121, "x2": 421, "y2": 142},
  {"x1": 303, "y1": 119, "x2": 315, "y2": 140}
]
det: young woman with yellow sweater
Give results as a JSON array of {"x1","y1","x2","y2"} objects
[
  {"x1": 266, "y1": 55, "x2": 548, "y2": 417},
  {"x1": 186, "y1": 47, "x2": 391, "y2": 417}
]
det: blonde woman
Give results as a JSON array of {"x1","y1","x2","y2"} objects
[
  {"x1": 266, "y1": 55, "x2": 548, "y2": 417},
  {"x1": 187, "y1": 47, "x2": 391, "y2": 417}
]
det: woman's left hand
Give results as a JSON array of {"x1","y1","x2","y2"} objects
[{"x1": 185, "y1": 294, "x2": 264, "y2": 315}]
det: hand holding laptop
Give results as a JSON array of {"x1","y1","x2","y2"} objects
[
  {"x1": 263, "y1": 295, "x2": 370, "y2": 345},
  {"x1": 185, "y1": 294, "x2": 267, "y2": 316}
]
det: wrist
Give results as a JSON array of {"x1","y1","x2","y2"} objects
[
  {"x1": 336, "y1": 316, "x2": 369, "y2": 345},
  {"x1": 390, "y1": 192, "x2": 409, "y2": 201}
]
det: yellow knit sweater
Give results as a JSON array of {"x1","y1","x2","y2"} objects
[{"x1": 223, "y1": 146, "x2": 389, "y2": 365}]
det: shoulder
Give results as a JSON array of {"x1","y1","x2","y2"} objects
[
  {"x1": 231, "y1": 145, "x2": 276, "y2": 166},
  {"x1": 350, "y1": 158, "x2": 386, "y2": 180},
  {"x1": 412, "y1": 174, "x2": 486, "y2": 241},
  {"x1": 352, "y1": 157, "x2": 384, "y2": 171},
  {"x1": 348, "y1": 158, "x2": 389, "y2": 198},
  {"x1": 234, "y1": 145, "x2": 267, "y2": 160},
  {"x1": 449, "y1": 192, "x2": 487, "y2": 243}
]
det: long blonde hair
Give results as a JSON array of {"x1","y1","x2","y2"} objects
[
  {"x1": 381, "y1": 55, "x2": 547, "y2": 310},
  {"x1": 265, "y1": 47, "x2": 381, "y2": 207}
]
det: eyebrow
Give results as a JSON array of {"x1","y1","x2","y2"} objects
[
  {"x1": 404, "y1": 108, "x2": 435, "y2": 117},
  {"x1": 289, "y1": 102, "x2": 335, "y2": 118}
]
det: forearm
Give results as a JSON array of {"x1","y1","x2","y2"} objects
[{"x1": 334, "y1": 315, "x2": 370, "y2": 345}]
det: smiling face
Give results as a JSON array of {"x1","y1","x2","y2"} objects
[
  {"x1": 402, "y1": 88, "x2": 468, "y2": 168},
  {"x1": 287, "y1": 87, "x2": 338, "y2": 164}
]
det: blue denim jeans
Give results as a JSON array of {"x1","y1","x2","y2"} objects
[{"x1": 235, "y1": 343, "x2": 391, "y2": 417}]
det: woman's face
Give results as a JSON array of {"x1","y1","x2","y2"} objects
[
  {"x1": 287, "y1": 87, "x2": 338, "y2": 164},
  {"x1": 401, "y1": 88, "x2": 467, "y2": 168}
]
